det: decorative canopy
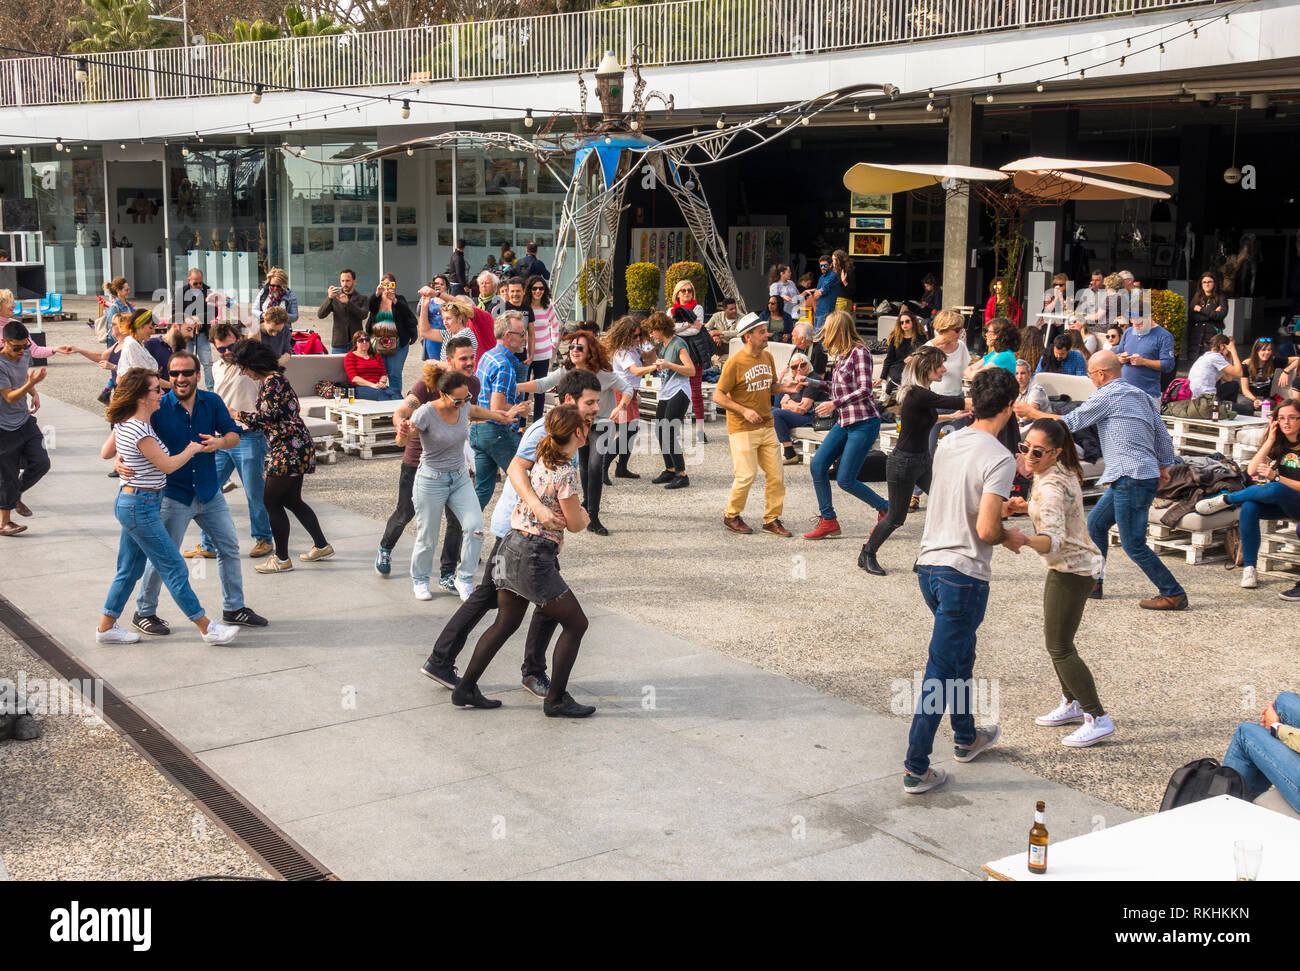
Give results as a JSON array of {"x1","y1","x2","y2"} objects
[
  {"x1": 843, "y1": 156, "x2": 1172, "y2": 201},
  {"x1": 1008, "y1": 169, "x2": 1172, "y2": 200},
  {"x1": 999, "y1": 156, "x2": 1174, "y2": 186},
  {"x1": 843, "y1": 161, "x2": 1007, "y2": 195}
]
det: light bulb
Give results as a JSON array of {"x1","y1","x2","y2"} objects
[
  {"x1": 986, "y1": 92, "x2": 994, "y2": 103},
  {"x1": 996, "y1": 73, "x2": 1002, "y2": 83},
  {"x1": 852, "y1": 104, "x2": 859, "y2": 113},
  {"x1": 868, "y1": 109, "x2": 876, "y2": 121},
  {"x1": 1192, "y1": 28, "x2": 1198, "y2": 38},
  {"x1": 927, "y1": 89, "x2": 934, "y2": 98},
  {"x1": 1159, "y1": 43, "x2": 1165, "y2": 53},
  {"x1": 629, "y1": 119, "x2": 640, "y2": 131},
  {"x1": 54, "y1": 137, "x2": 62, "y2": 152},
  {"x1": 1036, "y1": 82, "x2": 1044, "y2": 92},
  {"x1": 119, "y1": 142, "x2": 125, "y2": 149},
  {"x1": 799, "y1": 112, "x2": 809, "y2": 126},
  {"x1": 926, "y1": 101, "x2": 934, "y2": 112},
  {"x1": 1063, "y1": 56, "x2": 1069, "y2": 67},
  {"x1": 716, "y1": 114, "x2": 726, "y2": 129},
  {"x1": 1126, "y1": 37, "x2": 1131, "y2": 48},
  {"x1": 181, "y1": 145, "x2": 189, "y2": 157},
  {"x1": 406, "y1": 146, "x2": 413, "y2": 156},
  {"x1": 1119, "y1": 56, "x2": 1126, "y2": 67},
  {"x1": 604, "y1": 135, "x2": 612, "y2": 145},
  {"x1": 1079, "y1": 69, "x2": 1086, "y2": 78},
  {"x1": 401, "y1": 99, "x2": 410, "y2": 119},
  {"x1": 524, "y1": 110, "x2": 533, "y2": 128},
  {"x1": 251, "y1": 84, "x2": 263, "y2": 104}
]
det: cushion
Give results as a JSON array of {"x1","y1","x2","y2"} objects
[
  {"x1": 1151, "y1": 506, "x2": 1238, "y2": 531},
  {"x1": 1254, "y1": 788, "x2": 1300, "y2": 821},
  {"x1": 297, "y1": 396, "x2": 329, "y2": 419},
  {"x1": 792, "y1": 427, "x2": 828, "y2": 443},
  {"x1": 285, "y1": 353, "x2": 348, "y2": 401},
  {"x1": 303, "y1": 416, "x2": 338, "y2": 439},
  {"x1": 1081, "y1": 459, "x2": 1105, "y2": 480}
]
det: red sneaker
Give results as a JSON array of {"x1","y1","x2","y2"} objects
[{"x1": 803, "y1": 516, "x2": 842, "y2": 540}]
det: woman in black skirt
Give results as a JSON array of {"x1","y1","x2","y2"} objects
[{"x1": 451, "y1": 404, "x2": 596, "y2": 718}]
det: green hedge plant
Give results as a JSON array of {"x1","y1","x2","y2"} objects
[{"x1": 625, "y1": 262, "x2": 661, "y2": 312}]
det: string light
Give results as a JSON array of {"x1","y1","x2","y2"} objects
[
  {"x1": 406, "y1": 145, "x2": 413, "y2": 156},
  {"x1": 1063, "y1": 56, "x2": 1069, "y2": 67},
  {"x1": 54, "y1": 137, "x2": 62, "y2": 152},
  {"x1": 996, "y1": 73, "x2": 1001, "y2": 83},
  {"x1": 1119, "y1": 56, "x2": 1126, "y2": 67},
  {"x1": 1159, "y1": 43, "x2": 1165, "y2": 53},
  {"x1": 1079, "y1": 69, "x2": 1086, "y2": 78},
  {"x1": 925, "y1": 100, "x2": 934, "y2": 112},
  {"x1": 927, "y1": 89, "x2": 934, "y2": 99},
  {"x1": 852, "y1": 103, "x2": 859, "y2": 112},
  {"x1": 1126, "y1": 37, "x2": 1131, "y2": 48},
  {"x1": 985, "y1": 92, "x2": 994, "y2": 103},
  {"x1": 867, "y1": 108, "x2": 876, "y2": 121},
  {"x1": 716, "y1": 113, "x2": 726, "y2": 129},
  {"x1": 119, "y1": 142, "x2": 125, "y2": 149},
  {"x1": 524, "y1": 109, "x2": 533, "y2": 128},
  {"x1": 181, "y1": 145, "x2": 189, "y2": 156},
  {"x1": 604, "y1": 134, "x2": 612, "y2": 145},
  {"x1": 1036, "y1": 82, "x2": 1044, "y2": 92},
  {"x1": 799, "y1": 111, "x2": 809, "y2": 126},
  {"x1": 1192, "y1": 27, "x2": 1198, "y2": 38},
  {"x1": 251, "y1": 84, "x2": 263, "y2": 103},
  {"x1": 400, "y1": 99, "x2": 410, "y2": 118}
]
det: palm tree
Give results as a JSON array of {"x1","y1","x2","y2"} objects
[
  {"x1": 68, "y1": 0, "x2": 175, "y2": 53},
  {"x1": 206, "y1": 17, "x2": 283, "y2": 45}
]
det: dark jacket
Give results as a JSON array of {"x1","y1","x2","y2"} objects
[
  {"x1": 1155, "y1": 456, "x2": 1248, "y2": 526},
  {"x1": 514, "y1": 253, "x2": 550, "y2": 281},
  {"x1": 446, "y1": 249, "x2": 468, "y2": 291},
  {"x1": 174, "y1": 281, "x2": 218, "y2": 335},
  {"x1": 367, "y1": 294, "x2": 418, "y2": 347},
  {"x1": 317, "y1": 289, "x2": 370, "y2": 350}
]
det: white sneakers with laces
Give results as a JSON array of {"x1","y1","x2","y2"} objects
[
  {"x1": 413, "y1": 581, "x2": 433, "y2": 601},
  {"x1": 1062, "y1": 713, "x2": 1115, "y2": 748},
  {"x1": 1035, "y1": 696, "x2": 1085, "y2": 726},
  {"x1": 201, "y1": 621, "x2": 239, "y2": 645},
  {"x1": 1241, "y1": 566, "x2": 1258, "y2": 589},
  {"x1": 453, "y1": 577, "x2": 474, "y2": 602},
  {"x1": 95, "y1": 623, "x2": 140, "y2": 644}
]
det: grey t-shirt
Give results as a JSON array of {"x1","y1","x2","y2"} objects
[
  {"x1": 916, "y1": 426, "x2": 1017, "y2": 582},
  {"x1": 411, "y1": 401, "x2": 469, "y2": 472},
  {"x1": 0, "y1": 350, "x2": 33, "y2": 432}
]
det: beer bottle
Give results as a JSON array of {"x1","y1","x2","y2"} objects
[
  {"x1": 1211, "y1": 398, "x2": 1221, "y2": 422},
  {"x1": 1028, "y1": 800, "x2": 1048, "y2": 874}
]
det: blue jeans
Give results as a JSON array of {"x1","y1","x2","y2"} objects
[
  {"x1": 104, "y1": 490, "x2": 205, "y2": 623},
  {"x1": 410, "y1": 466, "x2": 483, "y2": 585},
  {"x1": 772, "y1": 407, "x2": 814, "y2": 445},
  {"x1": 905, "y1": 565, "x2": 990, "y2": 775},
  {"x1": 331, "y1": 345, "x2": 350, "y2": 355},
  {"x1": 383, "y1": 344, "x2": 410, "y2": 394},
  {"x1": 470, "y1": 422, "x2": 522, "y2": 509},
  {"x1": 1224, "y1": 480, "x2": 1300, "y2": 567},
  {"x1": 1223, "y1": 692, "x2": 1300, "y2": 811},
  {"x1": 187, "y1": 332, "x2": 214, "y2": 390},
  {"x1": 1087, "y1": 476, "x2": 1185, "y2": 599},
  {"x1": 814, "y1": 311, "x2": 828, "y2": 336},
  {"x1": 811, "y1": 417, "x2": 887, "y2": 519},
  {"x1": 353, "y1": 384, "x2": 403, "y2": 401},
  {"x1": 201, "y1": 431, "x2": 271, "y2": 549},
  {"x1": 139, "y1": 491, "x2": 244, "y2": 618}
]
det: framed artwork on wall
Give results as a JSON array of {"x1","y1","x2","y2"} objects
[
  {"x1": 849, "y1": 192, "x2": 892, "y2": 215},
  {"x1": 849, "y1": 232, "x2": 890, "y2": 257}
]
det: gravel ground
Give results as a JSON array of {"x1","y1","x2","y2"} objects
[
  {"x1": 31, "y1": 310, "x2": 1299, "y2": 817},
  {"x1": 0, "y1": 629, "x2": 269, "y2": 880}
]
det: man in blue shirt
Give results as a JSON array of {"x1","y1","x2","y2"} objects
[
  {"x1": 117, "y1": 350, "x2": 269, "y2": 635},
  {"x1": 810, "y1": 254, "x2": 840, "y2": 335},
  {"x1": 1017, "y1": 349, "x2": 1187, "y2": 610},
  {"x1": 1116, "y1": 317, "x2": 1175, "y2": 398},
  {"x1": 1036, "y1": 334, "x2": 1088, "y2": 377},
  {"x1": 470, "y1": 311, "x2": 530, "y2": 509}
]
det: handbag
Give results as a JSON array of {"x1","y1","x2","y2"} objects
[
  {"x1": 812, "y1": 414, "x2": 835, "y2": 432},
  {"x1": 314, "y1": 380, "x2": 348, "y2": 399}
]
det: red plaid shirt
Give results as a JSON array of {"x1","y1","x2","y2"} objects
[{"x1": 829, "y1": 344, "x2": 879, "y2": 426}]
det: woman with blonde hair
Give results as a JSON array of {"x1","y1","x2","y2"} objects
[
  {"x1": 804, "y1": 309, "x2": 889, "y2": 540},
  {"x1": 117, "y1": 309, "x2": 161, "y2": 378},
  {"x1": 603, "y1": 316, "x2": 657, "y2": 479},
  {"x1": 252, "y1": 266, "x2": 299, "y2": 326}
]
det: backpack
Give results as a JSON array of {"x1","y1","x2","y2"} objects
[
  {"x1": 1158, "y1": 758, "x2": 1244, "y2": 812},
  {"x1": 1161, "y1": 377, "x2": 1192, "y2": 406},
  {"x1": 92, "y1": 313, "x2": 110, "y2": 343},
  {"x1": 292, "y1": 331, "x2": 327, "y2": 355},
  {"x1": 684, "y1": 328, "x2": 714, "y2": 370}
]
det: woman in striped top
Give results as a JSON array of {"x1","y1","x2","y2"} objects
[
  {"x1": 96, "y1": 368, "x2": 238, "y2": 646},
  {"x1": 526, "y1": 274, "x2": 554, "y2": 421}
]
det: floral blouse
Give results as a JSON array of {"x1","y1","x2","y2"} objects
[
  {"x1": 511, "y1": 460, "x2": 578, "y2": 547},
  {"x1": 1027, "y1": 464, "x2": 1102, "y2": 577},
  {"x1": 238, "y1": 371, "x2": 315, "y2": 476}
]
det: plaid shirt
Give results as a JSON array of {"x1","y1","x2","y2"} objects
[
  {"x1": 830, "y1": 344, "x2": 879, "y2": 426},
  {"x1": 475, "y1": 343, "x2": 520, "y2": 425},
  {"x1": 1062, "y1": 377, "x2": 1175, "y2": 485}
]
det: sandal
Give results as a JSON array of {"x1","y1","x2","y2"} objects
[{"x1": 0, "y1": 522, "x2": 28, "y2": 536}]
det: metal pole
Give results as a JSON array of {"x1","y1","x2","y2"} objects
[
  {"x1": 160, "y1": 155, "x2": 174, "y2": 316},
  {"x1": 102, "y1": 156, "x2": 112, "y2": 282},
  {"x1": 377, "y1": 160, "x2": 385, "y2": 280},
  {"x1": 450, "y1": 143, "x2": 459, "y2": 288}
]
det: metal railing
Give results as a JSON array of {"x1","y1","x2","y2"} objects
[{"x1": 2, "y1": 0, "x2": 1225, "y2": 108}]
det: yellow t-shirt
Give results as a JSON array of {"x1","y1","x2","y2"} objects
[{"x1": 717, "y1": 346, "x2": 777, "y2": 434}]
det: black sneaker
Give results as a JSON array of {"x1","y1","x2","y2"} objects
[
  {"x1": 614, "y1": 468, "x2": 640, "y2": 479},
  {"x1": 132, "y1": 612, "x2": 170, "y2": 636},
  {"x1": 1280, "y1": 582, "x2": 1300, "y2": 602},
  {"x1": 522, "y1": 673, "x2": 551, "y2": 698},
  {"x1": 650, "y1": 470, "x2": 675, "y2": 484},
  {"x1": 422, "y1": 660, "x2": 461, "y2": 688},
  {"x1": 544, "y1": 692, "x2": 596, "y2": 718},
  {"x1": 97, "y1": 387, "x2": 111, "y2": 405},
  {"x1": 222, "y1": 606, "x2": 269, "y2": 627},
  {"x1": 451, "y1": 684, "x2": 502, "y2": 709},
  {"x1": 664, "y1": 474, "x2": 690, "y2": 490},
  {"x1": 586, "y1": 518, "x2": 609, "y2": 536}
]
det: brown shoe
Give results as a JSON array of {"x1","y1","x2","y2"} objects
[
  {"x1": 13, "y1": 500, "x2": 31, "y2": 517},
  {"x1": 248, "y1": 539, "x2": 274, "y2": 558},
  {"x1": 762, "y1": 518, "x2": 792, "y2": 537},
  {"x1": 182, "y1": 544, "x2": 216, "y2": 559},
  {"x1": 1139, "y1": 593, "x2": 1188, "y2": 611},
  {"x1": 723, "y1": 515, "x2": 753, "y2": 534}
]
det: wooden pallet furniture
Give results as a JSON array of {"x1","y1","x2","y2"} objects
[
  {"x1": 323, "y1": 399, "x2": 402, "y2": 459},
  {"x1": 1161, "y1": 413, "x2": 1269, "y2": 458},
  {"x1": 1109, "y1": 506, "x2": 1238, "y2": 565},
  {"x1": 634, "y1": 379, "x2": 718, "y2": 422},
  {"x1": 1259, "y1": 519, "x2": 1300, "y2": 580}
]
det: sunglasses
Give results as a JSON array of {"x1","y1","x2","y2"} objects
[
  {"x1": 356, "y1": 337, "x2": 370, "y2": 343},
  {"x1": 1259, "y1": 338, "x2": 1273, "y2": 344},
  {"x1": 5, "y1": 341, "x2": 30, "y2": 350},
  {"x1": 215, "y1": 345, "x2": 234, "y2": 355},
  {"x1": 168, "y1": 368, "x2": 197, "y2": 377},
  {"x1": 531, "y1": 285, "x2": 546, "y2": 291},
  {"x1": 1017, "y1": 443, "x2": 1056, "y2": 459},
  {"x1": 446, "y1": 394, "x2": 472, "y2": 406}
]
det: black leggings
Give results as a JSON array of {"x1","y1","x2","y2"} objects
[
  {"x1": 655, "y1": 394, "x2": 689, "y2": 474},
  {"x1": 865, "y1": 449, "x2": 932, "y2": 556},
  {"x1": 460, "y1": 589, "x2": 588, "y2": 703},
  {"x1": 263, "y1": 474, "x2": 328, "y2": 561},
  {"x1": 608, "y1": 420, "x2": 640, "y2": 475},
  {"x1": 577, "y1": 420, "x2": 615, "y2": 518}
]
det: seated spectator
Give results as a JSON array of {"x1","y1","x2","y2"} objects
[
  {"x1": 1037, "y1": 333, "x2": 1088, "y2": 377},
  {"x1": 1188, "y1": 333, "x2": 1243, "y2": 402},
  {"x1": 917, "y1": 273, "x2": 941, "y2": 319},
  {"x1": 880, "y1": 306, "x2": 931, "y2": 392},
  {"x1": 1019, "y1": 324, "x2": 1045, "y2": 375},
  {"x1": 773, "y1": 353, "x2": 830, "y2": 466},
  {"x1": 1015, "y1": 358, "x2": 1050, "y2": 431},
  {"x1": 966, "y1": 316, "x2": 1019, "y2": 379},
  {"x1": 1222, "y1": 691, "x2": 1300, "y2": 812},
  {"x1": 344, "y1": 330, "x2": 402, "y2": 400},
  {"x1": 1238, "y1": 338, "x2": 1299, "y2": 416},
  {"x1": 789, "y1": 321, "x2": 828, "y2": 378},
  {"x1": 758, "y1": 295, "x2": 795, "y2": 342},
  {"x1": 1067, "y1": 316, "x2": 1101, "y2": 357},
  {"x1": 1196, "y1": 400, "x2": 1300, "y2": 591},
  {"x1": 706, "y1": 297, "x2": 743, "y2": 334},
  {"x1": 797, "y1": 272, "x2": 816, "y2": 323},
  {"x1": 702, "y1": 326, "x2": 728, "y2": 383}
]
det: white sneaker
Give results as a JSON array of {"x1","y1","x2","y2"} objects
[
  {"x1": 1062, "y1": 713, "x2": 1115, "y2": 748},
  {"x1": 413, "y1": 581, "x2": 433, "y2": 601},
  {"x1": 1194, "y1": 493, "x2": 1231, "y2": 516},
  {"x1": 201, "y1": 621, "x2": 239, "y2": 645},
  {"x1": 95, "y1": 623, "x2": 140, "y2": 644},
  {"x1": 1035, "y1": 696, "x2": 1086, "y2": 727},
  {"x1": 1241, "y1": 566, "x2": 1258, "y2": 589},
  {"x1": 454, "y1": 577, "x2": 474, "y2": 602}
]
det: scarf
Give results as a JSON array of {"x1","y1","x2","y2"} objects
[
  {"x1": 263, "y1": 285, "x2": 285, "y2": 309},
  {"x1": 672, "y1": 299, "x2": 698, "y2": 312}
]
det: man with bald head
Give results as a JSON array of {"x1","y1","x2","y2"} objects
[{"x1": 1016, "y1": 349, "x2": 1187, "y2": 610}]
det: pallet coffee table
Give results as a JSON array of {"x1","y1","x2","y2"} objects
[{"x1": 322, "y1": 399, "x2": 402, "y2": 459}]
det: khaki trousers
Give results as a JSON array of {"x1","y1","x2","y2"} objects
[{"x1": 725, "y1": 426, "x2": 785, "y2": 524}]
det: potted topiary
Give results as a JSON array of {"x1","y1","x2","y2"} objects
[
  {"x1": 1150, "y1": 289, "x2": 1187, "y2": 357},
  {"x1": 625, "y1": 262, "x2": 661, "y2": 321},
  {"x1": 665, "y1": 261, "x2": 707, "y2": 309},
  {"x1": 578, "y1": 258, "x2": 610, "y2": 330}
]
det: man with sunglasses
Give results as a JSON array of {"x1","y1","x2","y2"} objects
[
  {"x1": 1015, "y1": 349, "x2": 1186, "y2": 611},
  {"x1": 187, "y1": 322, "x2": 274, "y2": 561},
  {"x1": 804, "y1": 255, "x2": 840, "y2": 336},
  {"x1": 0, "y1": 321, "x2": 50, "y2": 537},
  {"x1": 118, "y1": 349, "x2": 268, "y2": 635}
]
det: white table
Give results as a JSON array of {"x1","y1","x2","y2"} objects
[
  {"x1": 1161, "y1": 414, "x2": 1269, "y2": 458},
  {"x1": 982, "y1": 795, "x2": 1300, "y2": 881},
  {"x1": 322, "y1": 399, "x2": 402, "y2": 459}
]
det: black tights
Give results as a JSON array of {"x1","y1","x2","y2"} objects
[
  {"x1": 460, "y1": 589, "x2": 588, "y2": 703},
  {"x1": 263, "y1": 474, "x2": 328, "y2": 561}
]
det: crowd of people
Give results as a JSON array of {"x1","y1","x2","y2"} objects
[{"x1": 3, "y1": 248, "x2": 1298, "y2": 805}]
